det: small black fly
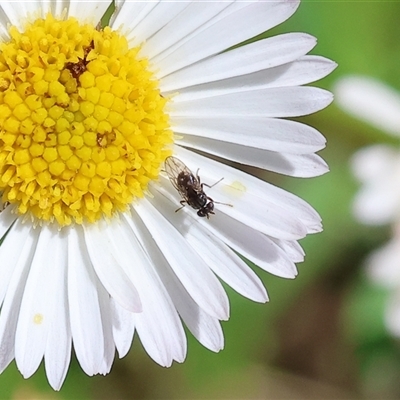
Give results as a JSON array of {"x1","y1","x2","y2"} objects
[{"x1": 164, "y1": 156, "x2": 231, "y2": 219}]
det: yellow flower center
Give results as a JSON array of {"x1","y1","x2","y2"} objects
[{"x1": 0, "y1": 14, "x2": 172, "y2": 226}]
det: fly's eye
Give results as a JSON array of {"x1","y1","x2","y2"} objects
[
  {"x1": 206, "y1": 202, "x2": 214, "y2": 212},
  {"x1": 197, "y1": 209, "x2": 207, "y2": 217}
]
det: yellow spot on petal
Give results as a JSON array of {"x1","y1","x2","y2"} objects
[
  {"x1": 33, "y1": 314, "x2": 44, "y2": 325},
  {"x1": 223, "y1": 181, "x2": 247, "y2": 198}
]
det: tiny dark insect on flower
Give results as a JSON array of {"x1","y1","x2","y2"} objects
[
  {"x1": 164, "y1": 156, "x2": 231, "y2": 219},
  {"x1": 65, "y1": 40, "x2": 94, "y2": 81}
]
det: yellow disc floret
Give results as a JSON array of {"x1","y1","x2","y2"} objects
[{"x1": 0, "y1": 14, "x2": 172, "y2": 226}]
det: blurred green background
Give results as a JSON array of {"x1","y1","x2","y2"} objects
[{"x1": 2, "y1": 2, "x2": 400, "y2": 399}]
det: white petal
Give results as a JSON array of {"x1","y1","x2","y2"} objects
[
  {"x1": 160, "y1": 33, "x2": 317, "y2": 92},
  {"x1": 141, "y1": 2, "x2": 231, "y2": 60},
  {"x1": 177, "y1": 135, "x2": 328, "y2": 178},
  {"x1": 105, "y1": 216, "x2": 187, "y2": 365},
  {"x1": 0, "y1": 225, "x2": 39, "y2": 373},
  {"x1": 133, "y1": 199, "x2": 230, "y2": 321},
  {"x1": 149, "y1": 186, "x2": 268, "y2": 303},
  {"x1": 182, "y1": 228, "x2": 268, "y2": 303},
  {"x1": 67, "y1": 1, "x2": 111, "y2": 24},
  {"x1": 15, "y1": 226, "x2": 59, "y2": 378},
  {"x1": 208, "y1": 212, "x2": 299, "y2": 279},
  {"x1": 149, "y1": 1, "x2": 246, "y2": 66},
  {"x1": 153, "y1": 1, "x2": 299, "y2": 77},
  {"x1": 96, "y1": 286, "x2": 115, "y2": 375},
  {"x1": 110, "y1": 299, "x2": 135, "y2": 359},
  {"x1": 0, "y1": 207, "x2": 18, "y2": 240},
  {"x1": 173, "y1": 146, "x2": 322, "y2": 234},
  {"x1": 67, "y1": 227, "x2": 105, "y2": 375},
  {"x1": 153, "y1": 179, "x2": 298, "y2": 279},
  {"x1": 171, "y1": 116, "x2": 326, "y2": 155},
  {"x1": 48, "y1": 0, "x2": 71, "y2": 18},
  {"x1": 113, "y1": 1, "x2": 189, "y2": 48},
  {"x1": 111, "y1": 1, "x2": 159, "y2": 33},
  {"x1": 124, "y1": 213, "x2": 224, "y2": 352},
  {"x1": 0, "y1": 1, "x2": 51, "y2": 31},
  {"x1": 0, "y1": 219, "x2": 31, "y2": 306},
  {"x1": 271, "y1": 239, "x2": 305, "y2": 264},
  {"x1": 169, "y1": 151, "x2": 308, "y2": 240},
  {"x1": 171, "y1": 87, "x2": 333, "y2": 118},
  {"x1": 44, "y1": 230, "x2": 71, "y2": 390},
  {"x1": 130, "y1": 313, "x2": 171, "y2": 367},
  {"x1": 253, "y1": 55, "x2": 337, "y2": 88},
  {"x1": 83, "y1": 223, "x2": 142, "y2": 313},
  {"x1": 0, "y1": 7, "x2": 11, "y2": 40},
  {"x1": 166, "y1": 55, "x2": 336, "y2": 96},
  {"x1": 214, "y1": 214, "x2": 297, "y2": 279},
  {"x1": 335, "y1": 76, "x2": 400, "y2": 137}
]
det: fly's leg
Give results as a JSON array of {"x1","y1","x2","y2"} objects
[
  {"x1": 203, "y1": 177, "x2": 224, "y2": 189},
  {"x1": 175, "y1": 200, "x2": 187, "y2": 213},
  {"x1": 196, "y1": 167, "x2": 224, "y2": 190}
]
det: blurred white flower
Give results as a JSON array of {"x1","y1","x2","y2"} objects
[
  {"x1": 335, "y1": 76, "x2": 400, "y2": 137},
  {"x1": 365, "y1": 225, "x2": 400, "y2": 336},
  {"x1": 336, "y1": 76, "x2": 400, "y2": 336}
]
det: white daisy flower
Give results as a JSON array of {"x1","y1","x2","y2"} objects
[
  {"x1": 335, "y1": 76, "x2": 400, "y2": 337},
  {"x1": 0, "y1": 0, "x2": 335, "y2": 390}
]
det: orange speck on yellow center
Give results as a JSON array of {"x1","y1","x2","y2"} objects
[{"x1": 0, "y1": 14, "x2": 172, "y2": 226}]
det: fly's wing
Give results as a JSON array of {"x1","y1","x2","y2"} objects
[{"x1": 164, "y1": 156, "x2": 193, "y2": 197}]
